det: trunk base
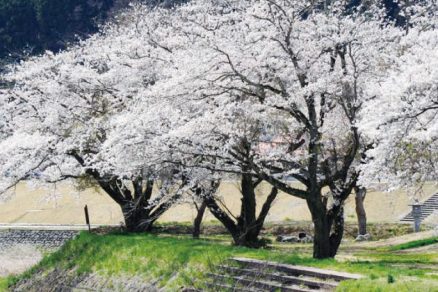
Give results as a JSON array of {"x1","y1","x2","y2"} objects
[
  {"x1": 122, "y1": 204, "x2": 154, "y2": 233},
  {"x1": 233, "y1": 235, "x2": 269, "y2": 248}
]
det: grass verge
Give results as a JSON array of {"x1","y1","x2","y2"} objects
[
  {"x1": 337, "y1": 278, "x2": 438, "y2": 292},
  {"x1": 0, "y1": 278, "x2": 10, "y2": 292},
  {"x1": 7, "y1": 232, "x2": 438, "y2": 291},
  {"x1": 388, "y1": 237, "x2": 438, "y2": 251}
]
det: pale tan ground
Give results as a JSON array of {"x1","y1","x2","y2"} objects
[
  {"x1": 0, "y1": 181, "x2": 436, "y2": 225},
  {"x1": 0, "y1": 244, "x2": 42, "y2": 277}
]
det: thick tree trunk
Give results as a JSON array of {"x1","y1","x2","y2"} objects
[
  {"x1": 328, "y1": 206, "x2": 344, "y2": 257},
  {"x1": 307, "y1": 196, "x2": 344, "y2": 259},
  {"x1": 203, "y1": 194, "x2": 241, "y2": 243},
  {"x1": 71, "y1": 153, "x2": 169, "y2": 233},
  {"x1": 354, "y1": 186, "x2": 367, "y2": 235},
  {"x1": 203, "y1": 177, "x2": 277, "y2": 248},
  {"x1": 237, "y1": 173, "x2": 259, "y2": 245},
  {"x1": 121, "y1": 202, "x2": 152, "y2": 232},
  {"x1": 312, "y1": 212, "x2": 332, "y2": 259},
  {"x1": 193, "y1": 201, "x2": 207, "y2": 238}
]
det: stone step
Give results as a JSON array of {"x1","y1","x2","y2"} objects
[
  {"x1": 218, "y1": 265, "x2": 338, "y2": 290},
  {"x1": 404, "y1": 208, "x2": 437, "y2": 212},
  {"x1": 400, "y1": 217, "x2": 430, "y2": 222},
  {"x1": 60, "y1": 285, "x2": 97, "y2": 291},
  {"x1": 231, "y1": 258, "x2": 363, "y2": 282},
  {"x1": 208, "y1": 273, "x2": 314, "y2": 292},
  {"x1": 206, "y1": 282, "x2": 259, "y2": 292},
  {"x1": 402, "y1": 214, "x2": 434, "y2": 218},
  {"x1": 401, "y1": 193, "x2": 438, "y2": 222},
  {"x1": 401, "y1": 213, "x2": 435, "y2": 220}
]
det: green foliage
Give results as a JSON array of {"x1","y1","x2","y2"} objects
[
  {"x1": 387, "y1": 274, "x2": 395, "y2": 284},
  {"x1": 0, "y1": 276, "x2": 17, "y2": 292}
]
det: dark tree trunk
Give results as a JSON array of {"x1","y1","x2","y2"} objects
[
  {"x1": 122, "y1": 202, "x2": 153, "y2": 232},
  {"x1": 354, "y1": 186, "x2": 367, "y2": 235},
  {"x1": 328, "y1": 206, "x2": 344, "y2": 257},
  {"x1": 202, "y1": 177, "x2": 277, "y2": 248},
  {"x1": 307, "y1": 195, "x2": 345, "y2": 259},
  {"x1": 236, "y1": 173, "x2": 259, "y2": 246},
  {"x1": 203, "y1": 192, "x2": 241, "y2": 243},
  {"x1": 69, "y1": 151, "x2": 179, "y2": 233},
  {"x1": 193, "y1": 201, "x2": 207, "y2": 238},
  {"x1": 313, "y1": 219, "x2": 331, "y2": 259},
  {"x1": 120, "y1": 178, "x2": 156, "y2": 232},
  {"x1": 310, "y1": 206, "x2": 332, "y2": 259}
]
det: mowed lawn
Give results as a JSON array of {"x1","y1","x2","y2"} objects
[{"x1": 2, "y1": 232, "x2": 438, "y2": 291}]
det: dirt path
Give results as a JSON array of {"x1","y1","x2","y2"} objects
[
  {"x1": 0, "y1": 229, "x2": 78, "y2": 277},
  {"x1": 354, "y1": 230, "x2": 437, "y2": 248},
  {"x1": 0, "y1": 244, "x2": 42, "y2": 277}
]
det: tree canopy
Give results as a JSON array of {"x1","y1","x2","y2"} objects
[{"x1": 0, "y1": 0, "x2": 436, "y2": 259}]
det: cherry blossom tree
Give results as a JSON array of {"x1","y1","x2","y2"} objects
[
  {"x1": 360, "y1": 13, "x2": 438, "y2": 191},
  {"x1": 160, "y1": 0, "x2": 403, "y2": 258},
  {"x1": 110, "y1": 92, "x2": 280, "y2": 246},
  {"x1": 0, "y1": 0, "x2": 435, "y2": 259},
  {"x1": 352, "y1": 0, "x2": 438, "y2": 238},
  {"x1": 0, "y1": 3, "x2": 185, "y2": 232}
]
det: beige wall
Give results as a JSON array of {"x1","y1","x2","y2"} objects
[{"x1": 0, "y1": 181, "x2": 436, "y2": 225}]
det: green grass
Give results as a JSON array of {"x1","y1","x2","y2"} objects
[
  {"x1": 362, "y1": 252, "x2": 438, "y2": 265},
  {"x1": 337, "y1": 278, "x2": 438, "y2": 292},
  {"x1": 0, "y1": 278, "x2": 11, "y2": 292},
  {"x1": 388, "y1": 237, "x2": 438, "y2": 251},
  {"x1": 6, "y1": 232, "x2": 438, "y2": 291}
]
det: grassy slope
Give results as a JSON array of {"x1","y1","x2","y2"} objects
[
  {"x1": 4, "y1": 232, "x2": 438, "y2": 291},
  {"x1": 388, "y1": 237, "x2": 438, "y2": 251}
]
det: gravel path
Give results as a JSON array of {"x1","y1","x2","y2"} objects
[
  {"x1": 0, "y1": 230, "x2": 78, "y2": 277},
  {"x1": 0, "y1": 244, "x2": 42, "y2": 277}
]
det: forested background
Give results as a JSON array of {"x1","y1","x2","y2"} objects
[
  {"x1": 0, "y1": 0, "x2": 122, "y2": 60},
  {"x1": 0, "y1": 0, "x2": 401, "y2": 62}
]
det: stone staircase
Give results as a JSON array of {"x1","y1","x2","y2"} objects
[
  {"x1": 401, "y1": 193, "x2": 438, "y2": 222},
  {"x1": 206, "y1": 257, "x2": 362, "y2": 291}
]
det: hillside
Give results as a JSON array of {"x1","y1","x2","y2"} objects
[{"x1": 0, "y1": 0, "x2": 402, "y2": 62}]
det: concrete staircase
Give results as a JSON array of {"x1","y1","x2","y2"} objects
[
  {"x1": 401, "y1": 193, "x2": 438, "y2": 222},
  {"x1": 206, "y1": 257, "x2": 362, "y2": 291}
]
